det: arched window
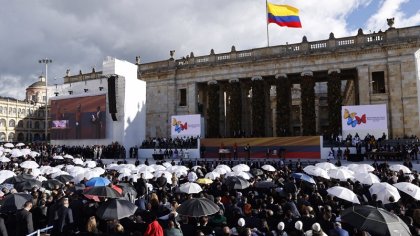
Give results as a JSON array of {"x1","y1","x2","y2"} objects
[
  {"x1": 8, "y1": 119, "x2": 15, "y2": 127},
  {"x1": 0, "y1": 119, "x2": 5, "y2": 127},
  {"x1": 0, "y1": 107, "x2": 3, "y2": 114},
  {"x1": 17, "y1": 120, "x2": 24, "y2": 128},
  {"x1": 0, "y1": 132, "x2": 5, "y2": 141},
  {"x1": 17, "y1": 133, "x2": 24, "y2": 142},
  {"x1": 8, "y1": 132, "x2": 14, "y2": 141},
  {"x1": 12, "y1": 108, "x2": 16, "y2": 114},
  {"x1": 34, "y1": 121, "x2": 40, "y2": 129}
]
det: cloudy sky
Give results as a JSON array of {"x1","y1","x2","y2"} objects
[{"x1": 0, "y1": 0, "x2": 419, "y2": 100}]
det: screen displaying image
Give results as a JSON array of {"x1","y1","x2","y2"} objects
[
  {"x1": 51, "y1": 120, "x2": 69, "y2": 129},
  {"x1": 50, "y1": 95, "x2": 106, "y2": 139}
]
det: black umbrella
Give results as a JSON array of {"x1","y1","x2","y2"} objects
[
  {"x1": 4, "y1": 174, "x2": 34, "y2": 184},
  {"x1": 250, "y1": 169, "x2": 264, "y2": 176},
  {"x1": 255, "y1": 181, "x2": 277, "y2": 189},
  {"x1": 96, "y1": 199, "x2": 138, "y2": 220},
  {"x1": 176, "y1": 198, "x2": 220, "y2": 217},
  {"x1": 42, "y1": 179, "x2": 64, "y2": 190},
  {"x1": 0, "y1": 193, "x2": 32, "y2": 213},
  {"x1": 117, "y1": 183, "x2": 138, "y2": 199},
  {"x1": 225, "y1": 176, "x2": 250, "y2": 190},
  {"x1": 15, "y1": 179, "x2": 42, "y2": 192},
  {"x1": 83, "y1": 186, "x2": 123, "y2": 198},
  {"x1": 341, "y1": 205, "x2": 411, "y2": 236},
  {"x1": 54, "y1": 174, "x2": 74, "y2": 183}
]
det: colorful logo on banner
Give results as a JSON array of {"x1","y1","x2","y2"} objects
[
  {"x1": 172, "y1": 118, "x2": 188, "y2": 133},
  {"x1": 343, "y1": 109, "x2": 366, "y2": 127}
]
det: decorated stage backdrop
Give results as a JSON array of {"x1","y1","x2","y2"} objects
[
  {"x1": 341, "y1": 104, "x2": 388, "y2": 139},
  {"x1": 170, "y1": 114, "x2": 202, "y2": 137}
]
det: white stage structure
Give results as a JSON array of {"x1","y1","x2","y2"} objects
[{"x1": 50, "y1": 57, "x2": 146, "y2": 153}]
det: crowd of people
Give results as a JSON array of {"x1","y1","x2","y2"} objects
[
  {"x1": 0, "y1": 143, "x2": 417, "y2": 236},
  {"x1": 141, "y1": 137, "x2": 199, "y2": 150}
]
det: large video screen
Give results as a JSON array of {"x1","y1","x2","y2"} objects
[{"x1": 50, "y1": 95, "x2": 106, "y2": 139}]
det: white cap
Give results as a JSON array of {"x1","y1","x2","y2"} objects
[
  {"x1": 312, "y1": 223, "x2": 321, "y2": 232},
  {"x1": 277, "y1": 222, "x2": 285, "y2": 230},
  {"x1": 238, "y1": 218, "x2": 245, "y2": 227},
  {"x1": 295, "y1": 221, "x2": 303, "y2": 230}
]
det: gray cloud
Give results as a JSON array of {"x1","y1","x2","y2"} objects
[{"x1": 0, "y1": 0, "x2": 417, "y2": 99}]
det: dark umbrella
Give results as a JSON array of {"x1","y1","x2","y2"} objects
[
  {"x1": 255, "y1": 181, "x2": 277, "y2": 189},
  {"x1": 15, "y1": 179, "x2": 42, "y2": 192},
  {"x1": 42, "y1": 179, "x2": 65, "y2": 190},
  {"x1": 250, "y1": 169, "x2": 264, "y2": 176},
  {"x1": 291, "y1": 173, "x2": 316, "y2": 184},
  {"x1": 0, "y1": 193, "x2": 32, "y2": 213},
  {"x1": 341, "y1": 205, "x2": 411, "y2": 236},
  {"x1": 176, "y1": 198, "x2": 220, "y2": 217},
  {"x1": 225, "y1": 176, "x2": 250, "y2": 190},
  {"x1": 118, "y1": 183, "x2": 138, "y2": 199},
  {"x1": 96, "y1": 199, "x2": 138, "y2": 220},
  {"x1": 83, "y1": 186, "x2": 123, "y2": 198},
  {"x1": 4, "y1": 174, "x2": 34, "y2": 184},
  {"x1": 54, "y1": 174, "x2": 74, "y2": 183}
]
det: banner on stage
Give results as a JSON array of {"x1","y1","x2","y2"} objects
[
  {"x1": 171, "y1": 114, "x2": 201, "y2": 137},
  {"x1": 341, "y1": 104, "x2": 388, "y2": 138}
]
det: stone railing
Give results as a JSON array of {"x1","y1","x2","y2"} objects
[{"x1": 139, "y1": 26, "x2": 420, "y2": 73}]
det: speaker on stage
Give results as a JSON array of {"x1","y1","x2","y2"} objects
[{"x1": 107, "y1": 75, "x2": 118, "y2": 121}]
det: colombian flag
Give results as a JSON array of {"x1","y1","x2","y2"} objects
[{"x1": 267, "y1": 3, "x2": 302, "y2": 28}]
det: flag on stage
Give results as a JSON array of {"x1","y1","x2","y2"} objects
[{"x1": 267, "y1": 3, "x2": 302, "y2": 28}]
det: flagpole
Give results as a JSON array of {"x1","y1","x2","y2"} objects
[{"x1": 266, "y1": 0, "x2": 270, "y2": 47}]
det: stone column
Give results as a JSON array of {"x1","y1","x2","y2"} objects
[
  {"x1": 357, "y1": 65, "x2": 369, "y2": 104},
  {"x1": 327, "y1": 69, "x2": 342, "y2": 137},
  {"x1": 387, "y1": 62, "x2": 404, "y2": 137},
  {"x1": 300, "y1": 71, "x2": 316, "y2": 135},
  {"x1": 187, "y1": 82, "x2": 198, "y2": 114},
  {"x1": 228, "y1": 79, "x2": 242, "y2": 137},
  {"x1": 206, "y1": 80, "x2": 220, "y2": 138},
  {"x1": 275, "y1": 73, "x2": 291, "y2": 136},
  {"x1": 241, "y1": 81, "x2": 251, "y2": 137},
  {"x1": 251, "y1": 76, "x2": 265, "y2": 137}
]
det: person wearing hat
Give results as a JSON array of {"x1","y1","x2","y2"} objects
[
  {"x1": 294, "y1": 221, "x2": 305, "y2": 236},
  {"x1": 304, "y1": 223, "x2": 328, "y2": 236},
  {"x1": 329, "y1": 222, "x2": 349, "y2": 236},
  {"x1": 274, "y1": 222, "x2": 288, "y2": 236}
]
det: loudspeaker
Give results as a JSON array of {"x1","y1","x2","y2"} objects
[{"x1": 107, "y1": 75, "x2": 118, "y2": 117}]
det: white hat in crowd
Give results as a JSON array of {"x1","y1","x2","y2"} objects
[
  {"x1": 295, "y1": 221, "x2": 303, "y2": 231},
  {"x1": 238, "y1": 218, "x2": 245, "y2": 227},
  {"x1": 277, "y1": 222, "x2": 285, "y2": 231}
]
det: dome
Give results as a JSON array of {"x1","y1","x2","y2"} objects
[{"x1": 28, "y1": 80, "x2": 46, "y2": 88}]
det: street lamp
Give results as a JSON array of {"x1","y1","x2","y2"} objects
[{"x1": 38, "y1": 58, "x2": 52, "y2": 142}]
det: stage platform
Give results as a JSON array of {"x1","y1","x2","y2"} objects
[{"x1": 200, "y1": 136, "x2": 321, "y2": 159}]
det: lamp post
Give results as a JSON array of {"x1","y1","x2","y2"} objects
[{"x1": 38, "y1": 58, "x2": 52, "y2": 142}]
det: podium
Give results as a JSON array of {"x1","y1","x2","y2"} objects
[{"x1": 219, "y1": 149, "x2": 231, "y2": 159}]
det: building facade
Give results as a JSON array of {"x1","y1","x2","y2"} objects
[
  {"x1": 138, "y1": 24, "x2": 420, "y2": 139},
  {"x1": 0, "y1": 76, "x2": 47, "y2": 142}
]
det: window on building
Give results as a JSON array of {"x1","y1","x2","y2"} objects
[
  {"x1": 9, "y1": 119, "x2": 15, "y2": 127},
  {"x1": 179, "y1": 88, "x2": 187, "y2": 106},
  {"x1": 13, "y1": 108, "x2": 16, "y2": 114},
  {"x1": 9, "y1": 108, "x2": 12, "y2": 114},
  {"x1": 0, "y1": 119, "x2": 5, "y2": 127},
  {"x1": 0, "y1": 133, "x2": 5, "y2": 142},
  {"x1": 0, "y1": 107, "x2": 3, "y2": 114},
  {"x1": 372, "y1": 71, "x2": 385, "y2": 94},
  {"x1": 8, "y1": 132, "x2": 14, "y2": 142},
  {"x1": 17, "y1": 120, "x2": 23, "y2": 128},
  {"x1": 34, "y1": 121, "x2": 40, "y2": 129}
]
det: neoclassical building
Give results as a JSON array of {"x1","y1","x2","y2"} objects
[
  {"x1": 0, "y1": 75, "x2": 47, "y2": 142},
  {"x1": 138, "y1": 23, "x2": 420, "y2": 139}
]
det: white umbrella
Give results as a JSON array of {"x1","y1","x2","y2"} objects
[
  {"x1": 213, "y1": 168, "x2": 228, "y2": 175},
  {"x1": 304, "y1": 165, "x2": 330, "y2": 179},
  {"x1": 236, "y1": 171, "x2": 251, "y2": 180},
  {"x1": 63, "y1": 154, "x2": 74, "y2": 159},
  {"x1": 188, "y1": 172, "x2": 198, "y2": 182},
  {"x1": 0, "y1": 156, "x2": 11, "y2": 163},
  {"x1": 137, "y1": 165, "x2": 155, "y2": 173},
  {"x1": 4, "y1": 143, "x2": 14, "y2": 148},
  {"x1": 328, "y1": 169, "x2": 354, "y2": 181},
  {"x1": 232, "y1": 164, "x2": 250, "y2": 172},
  {"x1": 347, "y1": 164, "x2": 375, "y2": 173},
  {"x1": 10, "y1": 149, "x2": 23, "y2": 158},
  {"x1": 261, "y1": 165, "x2": 276, "y2": 172},
  {"x1": 315, "y1": 162, "x2": 337, "y2": 170},
  {"x1": 138, "y1": 171, "x2": 154, "y2": 180},
  {"x1": 370, "y1": 182, "x2": 401, "y2": 204},
  {"x1": 354, "y1": 172, "x2": 380, "y2": 185},
  {"x1": 85, "y1": 161, "x2": 97, "y2": 168},
  {"x1": 179, "y1": 182, "x2": 203, "y2": 194},
  {"x1": 20, "y1": 160, "x2": 39, "y2": 169},
  {"x1": 44, "y1": 167, "x2": 61, "y2": 175},
  {"x1": 30, "y1": 168, "x2": 41, "y2": 177},
  {"x1": 2, "y1": 148, "x2": 11, "y2": 153},
  {"x1": 15, "y1": 143, "x2": 25, "y2": 147},
  {"x1": 29, "y1": 151, "x2": 40, "y2": 158},
  {"x1": 73, "y1": 158, "x2": 84, "y2": 165},
  {"x1": 0, "y1": 170, "x2": 16, "y2": 184},
  {"x1": 20, "y1": 148, "x2": 31, "y2": 156},
  {"x1": 327, "y1": 186, "x2": 360, "y2": 204},
  {"x1": 162, "y1": 162, "x2": 172, "y2": 168},
  {"x1": 51, "y1": 171, "x2": 70, "y2": 179},
  {"x1": 36, "y1": 176, "x2": 48, "y2": 182},
  {"x1": 154, "y1": 170, "x2": 172, "y2": 184},
  {"x1": 91, "y1": 167, "x2": 106, "y2": 175},
  {"x1": 53, "y1": 155, "x2": 64, "y2": 160},
  {"x1": 191, "y1": 166, "x2": 202, "y2": 171},
  {"x1": 173, "y1": 169, "x2": 188, "y2": 178},
  {"x1": 151, "y1": 164, "x2": 166, "y2": 172},
  {"x1": 205, "y1": 172, "x2": 221, "y2": 180},
  {"x1": 393, "y1": 182, "x2": 420, "y2": 200},
  {"x1": 389, "y1": 164, "x2": 411, "y2": 174},
  {"x1": 118, "y1": 172, "x2": 132, "y2": 180},
  {"x1": 118, "y1": 167, "x2": 133, "y2": 175},
  {"x1": 216, "y1": 164, "x2": 232, "y2": 172}
]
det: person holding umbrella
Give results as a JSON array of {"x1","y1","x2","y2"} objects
[{"x1": 15, "y1": 200, "x2": 34, "y2": 236}]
